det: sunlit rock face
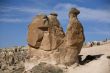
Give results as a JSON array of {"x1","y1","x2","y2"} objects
[
  {"x1": 62, "y1": 8, "x2": 85, "y2": 66},
  {"x1": 27, "y1": 15, "x2": 49, "y2": 49},
  {"x1": 27, "y1": 8, "x2": 85, "y2": 66},
  {"x1": 48, "y1": 12, "x2": 65, "y2": 50}
]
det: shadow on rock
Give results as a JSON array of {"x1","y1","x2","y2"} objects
[
  {"x1": 107, "y1": 56, "x2": 110, "y2": 59},
  {"x1": 79, "y1": 54, "x2": 104, "y2": 65}
]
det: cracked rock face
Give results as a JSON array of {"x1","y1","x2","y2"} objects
[{"x1": 27, "y1": 8, "x2": 85, "y2": 66}]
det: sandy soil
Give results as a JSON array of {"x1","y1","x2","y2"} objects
[
  {"x1": 67, "y1": 43, "x2": 110, "y2": 73},
  {"x1": 80, "y1": 43, "x2": 110, "y2": 55}
]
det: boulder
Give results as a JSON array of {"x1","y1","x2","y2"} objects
[{"x1": 27, "y1": 62, "x2": 63, "y2": 73}]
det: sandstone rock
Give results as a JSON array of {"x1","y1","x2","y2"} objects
[
  {"x1": 66, "y1": 8, "x2": 85, "y2": 46},
  {"x1": 48, "y1": 12, "x2": 65, "y2": 50},
  {"x1": 62, "y1": 8, "x2": 85, "y2": 66},
  {"x1": 28, "y1": 13, "x2": 65, "y2": 51},
  {"x1": 27, "y1": 8, "x2": 85, "y2": 66},
  {"x1": 27, "y1": 15, "x2": 49, "y2": 49},
  {"x1": 40, "y1": 30, "x2": 51, "y2": 51}
]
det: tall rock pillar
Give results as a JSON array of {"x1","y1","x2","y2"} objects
[{"x1": 65, "y1": 8, "x2": 85, "y2": 66}]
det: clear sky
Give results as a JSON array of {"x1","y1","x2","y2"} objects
[{"x1": 0, "y1": 0, "x2": 110, "y2": 48}]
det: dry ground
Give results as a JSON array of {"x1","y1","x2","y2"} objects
[{"x1": 67, "y1": 42, "x2": 110, "y2": 73}]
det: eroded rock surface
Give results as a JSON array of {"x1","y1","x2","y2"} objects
[
  {"x1": 27, "y1": 15, "x2": 49, "y2": 49},
  {"x1": 61, "y1": 8, "x2": 85, "y2": 66},
  {"x1": 27, "y1": 8, "x2": 85, "y2": 66}
]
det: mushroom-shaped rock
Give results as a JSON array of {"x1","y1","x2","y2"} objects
[
  {"x1": 59, "y1": 8, "x2": 85, "y2": 66},
  {"x1": 65, "y1": 8, "x2": 85, "y2": 66}
]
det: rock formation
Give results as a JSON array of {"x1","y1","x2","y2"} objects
[
  {"x1": 60, "y1": 8, "x2": 85, "y2": 66},
  {"x1": 27, "y1": 8, "x2": 85, "y2": 66},
  {"x1": 27, "y1": 15, "x2": 49, "y2": 49},
  {"x1": 28, "y1": 13, "x2": 65, "y2": 51},
  {"x1": 48, "y1": 12, "x2": 65, "y2": 50}
]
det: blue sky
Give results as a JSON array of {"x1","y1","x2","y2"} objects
[{"x1": 0, "y1": 0, "x2": 110, "y2": 48}]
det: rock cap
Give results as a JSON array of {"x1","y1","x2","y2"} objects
[
  {"x1": 36, "y1": 14, "x2": 48, "y2": 19},
  {"x1": 50, "y1": 12, "x2": 58, "y2": 16},
  {"x1": 69, "y1": 8, "x2": 80, "y2": 16}
]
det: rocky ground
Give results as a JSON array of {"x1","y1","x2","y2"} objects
[
  {"x1": 0, "y1": 41, "x2": 110, "y2": 73},
  {"x1": 0, "y1": 46, "x2": 30, "y2": 73}
]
